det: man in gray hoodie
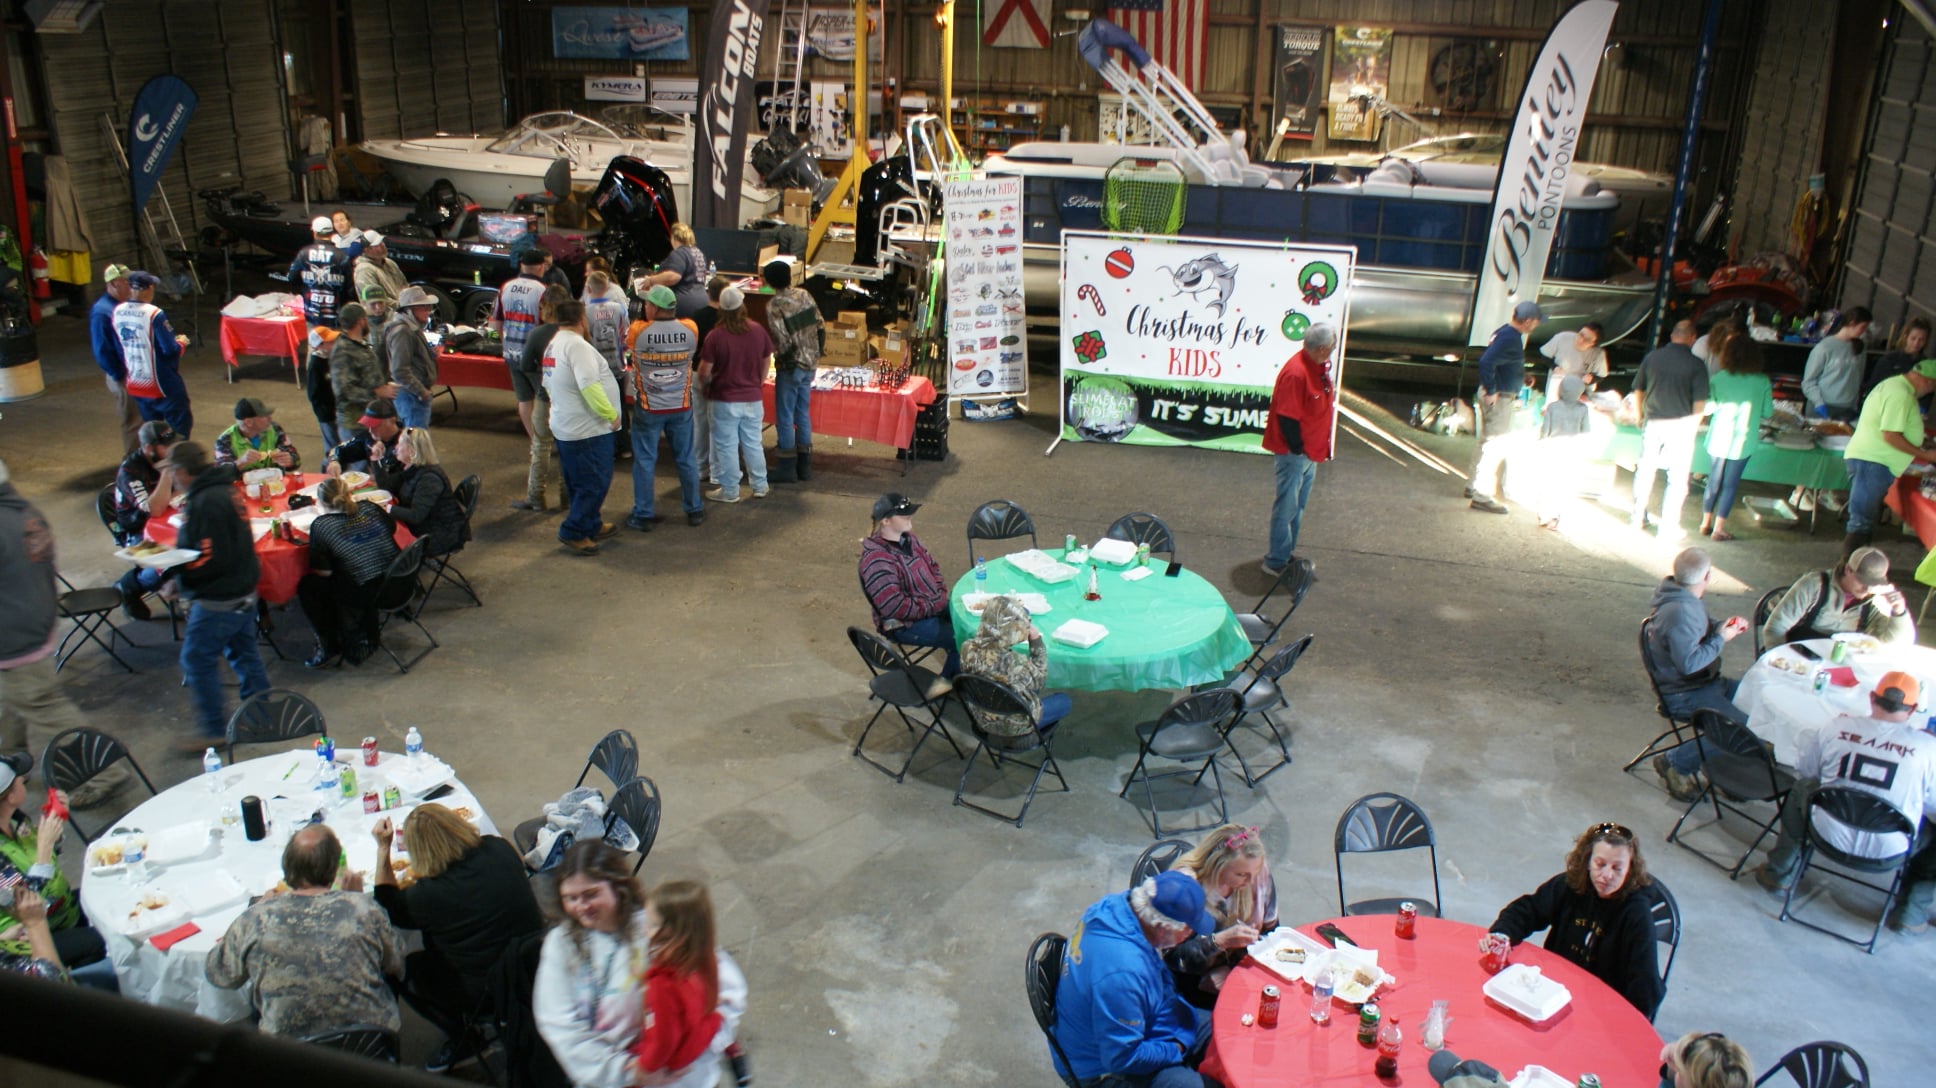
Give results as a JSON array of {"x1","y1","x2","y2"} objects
[{"x1": 1643, "y1": 547, "x2": 1752, "y2": 799}]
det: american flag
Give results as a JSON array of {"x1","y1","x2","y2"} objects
[{"x1": 1107, "y1": 0, "x2": 1209, "y2": 92}]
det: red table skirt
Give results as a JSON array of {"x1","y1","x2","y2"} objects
[
  {"x1": 759, "y1": 375, "x2": 935, "y2": 450},
  {"x1": 220, "y1": 314, "x2": 306, "y2": 369},
  {"x1": 143, "y1": 482, "x2": 414, "y2": 606},
  {"x1": 437, "y1": 350, "x2": 515, "y2": 392},
  {"x1": 1203, "y1": 916, "x2": 1660, "y2": 1088},
  {"x1": 1884, "y1": 477, "x2": 1936, "y2": 550}
]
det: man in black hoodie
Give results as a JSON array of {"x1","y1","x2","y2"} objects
[{"x1": 167, "y1": 441, "x2": 270, "y2": 754}]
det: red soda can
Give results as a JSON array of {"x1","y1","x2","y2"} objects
[
  {"x1": 1257, "y1": 985, "x2": 1281, "y2": 1028},
  {"x1": 1481, "y1": 933, "x2": 1511, "y2": 973},
  {"x1": 362, "y1": 790, "x2": 380, "y2": 814},
  {"x1": 361, "y1": 736, "x2": 379, "y2": 767},
  {"x1": 1395, "y1": 902, "x2": 1417, "y2": 939}
]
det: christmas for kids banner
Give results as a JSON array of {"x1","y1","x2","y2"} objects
[{"x1": 1056, "y1": 231, "x2": 1354, "y2": 453}]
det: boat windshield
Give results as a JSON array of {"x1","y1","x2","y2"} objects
[{"x1": 484, "y1": 113, "x2": 632, "y2": 158}]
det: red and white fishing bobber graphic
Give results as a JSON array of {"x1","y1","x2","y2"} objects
[
  {"x1": 1077, "y1": 283, "x2": 1105, "y2": 316},
  {"x1": 1103, "y1": 247, "x2": 1135, "y2": 278}
]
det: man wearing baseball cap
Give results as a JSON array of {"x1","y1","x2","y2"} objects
[
  {"x1": 625, "y1": 284, "x2": 705, "y2": 529},
  {"x1": 858, "y1": 492, "x2": 956, "y2": 675},
  {"x1": 287, "y1": 215, "x2": 361, "y2": 348},
  {"x1": 322, "y1": 399, "x2": 404, "y2": 488},
  {"x1": 111, "y1": 270, "x2": 194, "y2": 439},
  {"x1": 1050, "y1": 870, "x2": 1218, "y2": 1087},
  {"x1": 1756, "y1": 669, "x2": 1936, "y2": 935},
  {"x1": 110, "y1": 420, "x2": 183, "y2": 620},
  {"x1": 1759, "y1": 545, "x2": 1915, "y2": 651},
  {"x1": 352, "y1": 231, "x2": 406, "y2": 329},
  {"x1": 1465, "y1": 298, "x2": 1541, "y2": 515},
  {"x1": 1840, "y1": 356, "x2": 1936, "y2": 555},
  {"x1": 90, "y1": 262, "x2": 141, "y2": 454},
  {"x1": 213, "y1": 397, "x2": 300, "y2": 474}
]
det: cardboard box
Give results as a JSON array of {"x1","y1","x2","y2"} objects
[
  {"x1": 874, "y1": 320, "x2": 909, "y2": 366},
  {"x1": 824, "y1": 311, "x2": 870, "y2": 365},
  {"x1": 782, "y1": 188, "x2": 812, "y2": 227}
]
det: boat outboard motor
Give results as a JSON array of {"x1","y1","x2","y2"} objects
[
  {"x1": 589, "y1": 156, "x2": 679, "y2": 283},
  {"x1": 753, "y1": 128, "x2": 837, "y2": 204},
  {"x1": 853, "y1": 155, "x2": 927, "y2": 269},
  {"x1": 408, "y1": 179, "x2": 478, "y2": 241}
]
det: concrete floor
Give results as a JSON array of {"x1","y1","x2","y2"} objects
[{"x1": 4, "y1": 296, "x2": 1932, "y2": 1087}]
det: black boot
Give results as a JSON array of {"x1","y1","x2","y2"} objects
[
  {"x1": 1842, "y1": 530, "x2": 1874, "y2": 558},
  {"x1": 796, "y1": 446, "x2": 812, "y2": 482},
  {"x1": 116, "y1": 569, "x2": 152, "y2": 621},
  {"x1": 770, "y1": 448, "x2": 797, "y2": 484}
]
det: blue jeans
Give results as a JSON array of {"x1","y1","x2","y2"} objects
[
  {"x1": 556, "y1": 431, "x2": 616, "y2": 541},
  {"x1": 1660, "y1": 678, "x2": 1743, "y2": 773},
  {"x1": 630, "y1": 407, "x2": 702, "y2": 519},
  {"x1": 1845, "y1": 457, "x2": 1898, "y2": 534},
  {"x1": 317, "y1": 419, "x2": 345, "y2": 457},
  {"x1": 1701, "y1": 456, "x2": 1751, "y2": 517},
  {"x1": 1267, "y1": 453, "x2": 1318, "y2": 566},
  {"x1": 394, "y1": 386, "x2": 431, "y2": 429},
  {"x1": 891, "y1": 615, "x2": 959, "y2": 677},
  {"x1": 181, "y1": 600, "x2": 270, "y2": 739},
  {"x1": 1038, "y1": 692, "x2": 1073, "y2": 727},
  {"x1": 773, "y1": 367, "x2": 814, "y2": 451},
  {"x1": 136, "y1": 395, "x2": 194, "y2": 440},
  {"x1": 711, "y1": 399, "x2": 767, "y2": 499}
]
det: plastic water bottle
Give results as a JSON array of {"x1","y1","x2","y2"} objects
[
  {"x1": 974, "y1": 557, "x2": 988, "y2": 595},
  {"x1": 405, "y1": 726, "x2": 424, "y2": 759},
  {"x1": 318, "y1": 753, "x2": 340, "y2": 794},
  {"x1": 1310, "y1": 967, "x2": 1334, "y2": 1023},
  {"x1": 202, "y1": 748, "x2": 223, "y2": 794}
]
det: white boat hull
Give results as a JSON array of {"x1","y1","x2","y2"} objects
[{"x1": 369, "y1": 139, "x2": 780, "y2": 222}]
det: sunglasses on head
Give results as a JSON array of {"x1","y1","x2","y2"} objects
[{"x1": 1592, "y1": 821, "x2": 1634, "y2": 841}]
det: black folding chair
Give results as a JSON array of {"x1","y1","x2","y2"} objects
[
  {"x1": 1754, "y1": 1041, "x2": 1870, "y2": 1088},
  {"x1": 1776, "y1": 786, "x2": 1916, "y2": 954},
  {"x1": 846, "y1": 626, "x2": 965, "y2": 783},
  {"x1": 605, "y1": 775, "x2": 662, "y2": 875},
  {"x1": 1216, "y1": 635, "x2": 1311, "y2": 788},
  {"x1": 1668, "y1": 709, "x2": 1796, "y2": 877},
  {"x1": 421, "y1": 474, "x2": 482, "y2": 608},
  {"x1": 1024, "y1": 933, "x2": 1081, "y2": 1088},
  {"x1": 1119, "y1": 689, "x2": 1238, "y2": 838},
  {"x1": 54, "y1": 572, "x2": 137, "y2": 674},
  {"x1": 1752, "y1": 585, "x2": 1785, "y2": 659},
  {"x1": 1128, "y1": 839, "x2": 1192, "y2": 888},
  {"x1": 1627, "y1": 617, "x2": 1697, "y2": 773},
  {"x1": 515, "y1": 731, "x2": 642, "y2": 861},
  {"x1": 1105, "y1": 512, "x2": 1176, "y2": 562},
  {"x1": 1334, "y1": 792, "x2": 1443, "y2": 917},
  {"x1": 39, "y1": 728, "x2": 158, "y2": 842},
  {"x1": 225, "y1": 689, "x2": 327, "y2": 764},
  {"x1": 374, "y1": 539, "x2": 438, "y2": 672},
  {"x1": 1643, "y1": 878, "x2": 1681, "y2": 1015},
  {"x1": 299, "y1": 1025, "x2": 400, "y2": 1063},
  {"x1": 966, "y1": 500, "x2": 1037, "y2": 566},
  {"x1": 1233, "y1": 559, "x2": 1314, "y2": 670},
  {"x1": 952, "y1": 674, "x2": 1069, "y2": 828},
  {"x1": 96, "y1": 485, "x2": 181, "y2": 639}
]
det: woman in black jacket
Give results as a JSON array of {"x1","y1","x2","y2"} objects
[
  {"x1": 391, "y1": 427, "x2": 467, "y2": 557},
  {"x1": 1489, "y1": 821, "x2": 1664, "y2": 1018}
]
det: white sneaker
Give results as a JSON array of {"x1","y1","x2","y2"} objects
[{"x1": 1797, "y1": 493, "x2": 1816, "y2": 512}]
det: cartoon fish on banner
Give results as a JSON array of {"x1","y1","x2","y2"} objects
[{"x1": 1162, "y1": 254, "x2": 1238, "y2": 316}]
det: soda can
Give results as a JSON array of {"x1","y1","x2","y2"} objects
[
  {"x1": 362, "y1": 736, "x2": 379, "y2": 767},
  {"x1": 1830, "y1": 640, "x2": 1848, "y2": 664},
  {"x1": 339, "y1": 766, "x2": 357, "y2": 799},
  {"x1": 1135, "y1": 542, "x2": 1151, "y2": 566},
  {"x1": 1356, "y1": 1004, "x2": 1380, "y2": 1047},
  {"x1": 1813, "y1": 669, "x2": 1828, "y2": 692},
  {"x1": 1257, "y1": 985, "x2": 1281, "y2": 1028},
  {"x1": 1481, "y1": 933, "x2": 1511, "y2": 973},
  {"x1": 383, "y1": 785, "x2": 402, "y2": 810},
  {"x1": 1395, "y1": 901, "x2": 1417, "y2": 938},
  {"x1": 362, "y1": 791, "x2": 381, "y2": 814},
  {"x1": 1577, "y1": 1076, "x2": 1602, "y2": 1088},
  {"x1": 1064, "y1": 533, "x2": 1077, "y2": 554}
]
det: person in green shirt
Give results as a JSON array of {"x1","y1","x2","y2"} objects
[
  {"x1": 212, "y1": 397, "x2": 300, "y2": 473},
  {"x1": 1698, "y1": 337, "x2": 1775, "y2": 542},
  {"x1": 1842, "y1": 358, "x2": 1936, "y2": 555}
]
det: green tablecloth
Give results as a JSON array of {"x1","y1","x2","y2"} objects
[
  {"x1": 949, "y1": 549, "x2": 1250, "y2": 693},
  {"x1": 1593, "y1": 425, "x2": 1851, "y2": 491}
]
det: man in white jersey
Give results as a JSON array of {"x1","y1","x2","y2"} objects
[
  {"x1": 493, "y1": 250, "x2": 554, "y2": 512},
  {"x1": 111, "y1": 271, "x2": 193, "y2": 438}
]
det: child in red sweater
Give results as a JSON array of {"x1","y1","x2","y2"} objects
[{"x1": 630, "y1": 880, "x2": 724, "y2": 1079}]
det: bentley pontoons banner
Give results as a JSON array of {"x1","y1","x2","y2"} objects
[
  {"x1": 1466, "y1": 0, "x2": 1618, "y2": 346},
  {"x1": 693, "y1": 0, "x2": 770, "y2": 228},
  {"x1": 127, "y1": 75, "x2": 196, "y2": 221},
  {"x1": 1057, "y1": 231, "x2": 1354, "y2": 453}
]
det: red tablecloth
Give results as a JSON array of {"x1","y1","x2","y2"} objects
[
  {"x1": 1203, "y1": 916, "x2": 1660, "y2": 1088},
  {"x1": 1885, "y1": 477, "x2": 1936, "y2": 550},
  {"x1": 143, "y1": 481, "x2": 413, "y2": 606},
  {"x1": 437, "y1": 350, "x2": 515, "y2": 392},
  {"x1": 761, "y1": 375, "x2": 935, "y2": 451},
  {"x1": 219, "y1": 314, "x2": 306, "y2": 371}
]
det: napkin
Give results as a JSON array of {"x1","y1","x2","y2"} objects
[
  {"x1": 1826, "y1": 665, "x2": 1859, "y2": 687},
  {"x1": 1120, "y1": 566, "x2": 1154, "y2": 582},
  {"x1": 149, "y1": 922, "x2": 202, "y2": 951}
]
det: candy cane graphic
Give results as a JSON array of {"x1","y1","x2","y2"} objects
[{"x1": 1077, "y1": 283, "x2": 1106, "y2": 316}]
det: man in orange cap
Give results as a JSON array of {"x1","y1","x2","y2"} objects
[{"x1": 1756, "y1": 669, "x2": 1936, "y2": 935}]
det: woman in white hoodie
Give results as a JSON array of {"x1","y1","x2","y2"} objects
[{"x1": 534, "y1": 842, "x2": 747, "y2": 1088}]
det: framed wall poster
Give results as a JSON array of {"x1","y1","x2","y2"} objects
[
  {"x1": 551, "y1": 7, "x2": 690, "y2": 61},
  {"x1": 942, "y1": 176, "x2": 1027, "y2": 399},
  {"x1": 1326, "y1": 26, "x2": 1392, "y2": 142},
  {"x1": 1272, "y1": 25, "x2": 1326, "y2": 143},
  {"x1": 1057, "y1": 231, "x2": 1354, "y2": 453}
]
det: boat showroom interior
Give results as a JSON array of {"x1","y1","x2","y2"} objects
[{"x1": 5, "y1": 0, "x2": 1936, "y2": 1086}]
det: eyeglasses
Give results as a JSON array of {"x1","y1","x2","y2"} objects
[{"x1": 1592, "y1": 821, "x2": 1634, "y2": 841}]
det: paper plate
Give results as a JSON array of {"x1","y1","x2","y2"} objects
[{"x1": 114, "y1": 545, "x2": 200, "y2": 570}]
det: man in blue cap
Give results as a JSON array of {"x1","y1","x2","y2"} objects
[
  {"x1": 1052, "y1": 870, "x2": 1222, "y2": 1088},
  {"x1": 1467, "y1": 298, "x2": 1542, "y2": 514}
]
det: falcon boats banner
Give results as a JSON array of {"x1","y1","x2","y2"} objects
[
  {"x1": 127, "y1": 76, "x2": 196, "y2": 221},
  {"x1": 1057, "y1": 231, "x2": 1353, "y2": 453},
  {"x1": 693, "y1": 0, "x2": 771, "y2": 229},
  {"x1": 1466, "y1": 0, "x2": 1618, "y2": 346}
]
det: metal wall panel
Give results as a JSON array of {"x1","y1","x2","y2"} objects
[
  {"x1": 1842, "y1": 18, "x2": 1936, "y2": 333},
  {"x1": 351, "y1": 0, "x2": 503, "y2": 141},
  {"x1": 1732, "y1": 0, "x2": 1835, "y2": 257}
]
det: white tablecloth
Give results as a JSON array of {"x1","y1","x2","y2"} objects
[
  {"x1": 1736, "y1": 638, "x2": 1936, "y2": 766},
  {"x1": 77, "y1": 746, "x2": 498, "y2": 1021}
]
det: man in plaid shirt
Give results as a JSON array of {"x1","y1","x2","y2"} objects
[{"x1": 764, "y1": 260, "x2": 823, "y2": 485}]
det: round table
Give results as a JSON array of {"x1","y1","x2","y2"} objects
[
  {"x1": 142, "y1": 480, "x2": 410, "y2": 606},
  {"x1": 1736, "y1": 638, "x2": 1936, "y2": 766},
  {"x1": 78, "y1": 746, "x2": 496, "y2": 1021},
  {"x1": 947, "y1": 548, "x2": 1249, "y2": 692},
  {"x1": 1203, "y1": 916, "x2": 1661, "y2": 1088}
]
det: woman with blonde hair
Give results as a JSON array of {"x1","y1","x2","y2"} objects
[
  {"x1": 1660, "y1": 1032, "x2": 1752, "y2": 1088},
  {"x1": 641, "y1": 222, "x2": 710, "y2": 318},
  {"x1": 1489, "y1": 821, "x2": 1664, "y2": 1018},
  {"x1": 1162, "y1": 823, "x2": 1279, "y2": 1007},
  {"x1": 372, "y1": 802, "x2": 543, "y2": 1073},
  {"x1": 391, "y1": 427, "x2": 467, "y2": 556},
  {"x1": 296, "y1": 475, "x2": 399, "y2": 668}
]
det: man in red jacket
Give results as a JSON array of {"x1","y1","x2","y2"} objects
[{"x1": 1261, "y1": 323, "x2": 1339, "y2": 576}]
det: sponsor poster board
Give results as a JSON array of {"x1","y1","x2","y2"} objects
[
  {"x1": 942, "y1": 177, "x2": 1027, "y2": 398},
  {"x1": 584, "y1": 76, "x2": 648, "y2": 103},
  {"x1": 1057, "y1": 231, "x2": 1353, "y2": 453},
  {"x1": 1271, "y1": 26, "x2": 1326, "y2": 144},
  {"x1": 651, "y1": 78, "x2": 700, "y2": 114},
  {"x1": 551, "y1": 7, "x2": 691, "y2": 61},
  {"x1": 1326, "y1": 26, "x2": 1392, "y2": 141}
]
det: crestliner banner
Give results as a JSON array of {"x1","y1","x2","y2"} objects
[
  {"x1": 1058, "y1": 231, "x2": 1354, "y2": 453},
  {"x1": 1326, "y1": 26, "x2": 1391, "y2": 141},
  {"x1": 1466, "y1": 0, "x2": 1618, "y2": 346},
  {"x1": 1271, "y1": 26, "x2": 1326, "y2": 144},
  {"x1": 941, "y1": 176, "x2": 1027, "y2": 398},
  {"x1": 128, "y1": 75, "x2": 196, "y2": 222},
  {"x1": 693, "y1": 0, "x2": 770, "y2": 229}
]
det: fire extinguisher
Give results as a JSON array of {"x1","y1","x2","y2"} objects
[{"x1": 28, "y1": 247, "x2": 49, "y2": 300}]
